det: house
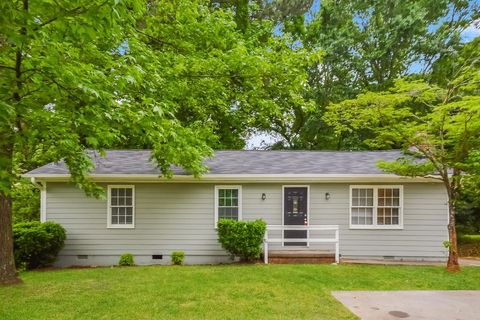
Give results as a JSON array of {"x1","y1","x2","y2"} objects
[{"x1": 24, "y1": 150, "x2": 449, "y2": 266}]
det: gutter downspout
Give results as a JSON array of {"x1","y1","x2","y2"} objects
[{"x1": 31, "y1": 177, "x2": 47, "y2": 222}]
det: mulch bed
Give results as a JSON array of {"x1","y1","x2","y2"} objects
[{"x1": 459, "y1": 236, "x2": 480, "y2": 258}]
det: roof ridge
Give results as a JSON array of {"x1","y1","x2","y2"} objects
[
  {"x1": 93, "y1": 149, "x2": 401, "y2": 153},
  {"x1": 26, "y1": 148, "x2": 405, "y2": 176},
  {"x1": 215, "y1": 149, "x2": 401, "y2": 153}
]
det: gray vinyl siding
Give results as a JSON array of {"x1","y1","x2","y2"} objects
[
  {"x1": 308, "y1": 184, "x2": 449, "y2": 259},
  {"x1": 46, "y1": 182, "x2": 449, "y2": 266},
  {"x1": 47, "y1": 183, "x2": 223, "y2": 265}
]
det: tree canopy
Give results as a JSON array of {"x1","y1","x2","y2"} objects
[
  {"x1": 323, "y1": 37, "x2": 480, "y2": 271},
  {"x1": 266, "y1": 0, "x2": 479, "y2": 149},
  {"x1": 0, "y1": 0, "x2": 312, "y2": 284}
]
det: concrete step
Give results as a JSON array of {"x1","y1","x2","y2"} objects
[{"x1": 267, "y1": 250, "x2": 335, "y2": 264}]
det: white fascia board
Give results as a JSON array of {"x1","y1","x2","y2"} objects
[{"x1": 22, "y1": 173, "x2": 443, "y2": 183}]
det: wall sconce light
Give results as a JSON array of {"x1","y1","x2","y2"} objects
[
  {"x1": 325, "y1": 192, "x2": 330, "y2": 200},
  {"x1": 261, "y1": 193, "x2": 267, "y2": 201}
]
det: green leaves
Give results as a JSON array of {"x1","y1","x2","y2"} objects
[
  {"x1": 217, "y1": 219, "x2": 267, "y2": 261},
  {"x1": 377, "y1": 158, "x2": 436, "y2": 178},
  {"x1": 13, "y1": 221, "x2": 66, "y2": 269},
  {"x1": 288, "y1": 0, "x2": 479, "y2": 149},
  {"x1": 324, "y1": 73, "x2": 480, "y2": 182},
  {"x1": 1, "y1": 0, "x2": 316, "y2": 197}
]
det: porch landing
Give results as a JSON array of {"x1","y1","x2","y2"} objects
[{"x1": 267, "y1": 250, "x2": 335, "y2": 264}]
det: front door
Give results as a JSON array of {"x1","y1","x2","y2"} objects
[{"x1": 284, "y1": 187, "x2": 308, "y2": 246}]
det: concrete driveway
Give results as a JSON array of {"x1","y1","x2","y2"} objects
[{"x1": 332, "y1": 291, "x2": 480, "y2": 320}]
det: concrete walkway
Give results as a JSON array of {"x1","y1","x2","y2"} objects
[
  {"x1": 459, "y1": 258, "x2": 480, "y2": 266},
  {"x1": 332, "y1": 291, "x2": 480, "y2": 320}
]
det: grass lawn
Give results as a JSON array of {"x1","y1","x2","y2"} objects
[{"x1": 1, "y1": 264, "x2": 480, "y2": 320}]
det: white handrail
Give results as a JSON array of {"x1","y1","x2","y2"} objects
[{"x1": 263, "y1": 224, "x2": 339, "y2": 264}]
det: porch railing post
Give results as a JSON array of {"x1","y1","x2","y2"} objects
[{"x1": 264, "y1": 230, "x2": 269, "y2": 264}]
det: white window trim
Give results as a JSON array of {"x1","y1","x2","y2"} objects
[
  {"x1": 107, "y1": 185, "x2": 135, "y2": 229},
  {"x1": 349, "y1": 185, "x2": 404, "y2": 230},
  {"x1": 214, "y1": 185, "x2": 242, "y2": 227}
]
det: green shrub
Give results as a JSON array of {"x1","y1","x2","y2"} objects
[
  {"x1": 171, "y1": 251, "x2": 185, "y2": 265},
  {"x1": 217, "y1": 219, "x2": 267, "y2": 261},
  {"x1": 119, "y1": 253, "x2": 135, "y2": 266},
  {"x1": 13, "y1": 221, "x2": 66, "y2": 269},
  {"x1": 12, "y1": 179, "x2": 40, "y2": 223}
]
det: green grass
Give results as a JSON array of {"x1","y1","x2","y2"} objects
[
  {"x1": 459, "y1": 234, "x2": 480, "y2": 242},
  {"x1": 1, "y1": 264, "x2": 480, "y2": 320}
]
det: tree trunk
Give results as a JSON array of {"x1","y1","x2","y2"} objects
[
  {"x1": 0, "y1": 0, "x2": 25, "y2": 286},
  {"x1": 446, "y1": 199, "x2": 460, "y2": 272},
  {"x1": 0, "y1": 192, "x2": 20, "y2": 285}
]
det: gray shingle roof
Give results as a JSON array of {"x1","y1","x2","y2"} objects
[{"x1": 27, "y1": 150, "x2": 403, "y2": 176}]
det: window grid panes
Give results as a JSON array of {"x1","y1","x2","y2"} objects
[
  {"x1": 110, "y1": 187, "x2": 134, "y2": 226},
  {"x1": 377, "y1": 188, "x2": 400, "y2": 225},
  {"x1": 351, "y1": 188, "x2": 374, "y2": 225},
  {"x1": 218, "y1": 188, "x2": 239, "y2": 221},
  {"x1": 351, "y1": 187, "x2": 401, "y2": 227}
]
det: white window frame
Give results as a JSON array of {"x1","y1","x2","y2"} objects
[
  {"x1": 349, "y1": 185, "x2": 403, "y2": 230},
  {"x1": 214, "y1": 185, "x2": 242, "y2": 227},
  {"x1": 107, "y1": 185, "x2": 135, "y2": 229}
]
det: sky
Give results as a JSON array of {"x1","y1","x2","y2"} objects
[{"x1": 463, "y1": 19, "x2": 480, "y2": 40}]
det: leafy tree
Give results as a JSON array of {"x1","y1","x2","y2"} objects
[
  {"x1": 456, "y1": 172, "x2": 480, "y2": 234},
  {"x1": 0, "y1": 0, "x2": 207, "y2": 284},
  {"x1": 211, "y1": 0, "x2": 315, "y2": 33},
  {"x1": 11, "y1": 180, "x2": 40, "y2": 223},
  {"x1": 284, "y1": 0, "x2": 480, "y2": 149},
  {"x1": 123, "y1": 1, "x2": 314, "y2": 150},
  {"x1": 324, "y1": 38, "x2": 480, "y2": 271},
  {"x1": 0, "y1": 0, "x2": 310, "y2": 284},
  {"x1": 429, "y1": 37, "x2": 480, "y2": 234}
]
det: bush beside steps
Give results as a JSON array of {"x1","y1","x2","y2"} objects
[{"x1": 217, "y1": 219, "x2": 266, "y2": 262}]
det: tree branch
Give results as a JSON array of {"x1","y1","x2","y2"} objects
[
  {"x1": 34, "y1": 0, "x2": 110, "y2": 30},
  {"x1": 134, "y1": 28, "x2": 185, "y2": 53},
  {"x1": 0, "y1": 65, "x2": 15, "y2": 71}
]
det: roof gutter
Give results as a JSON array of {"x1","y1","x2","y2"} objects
[{"x1": 22, "y1": 173, "x2": 443, "y2": 183}]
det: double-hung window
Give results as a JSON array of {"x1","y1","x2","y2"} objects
[
  {"x1": 108, "y1": 185, "x2": 135, "y2": 228},
  {"x1": 214, "y1": 185, "x2": 242, "y2": 225},
  {"x1": 350, "y1": 185, "x2": 403, "y2": 229}
]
